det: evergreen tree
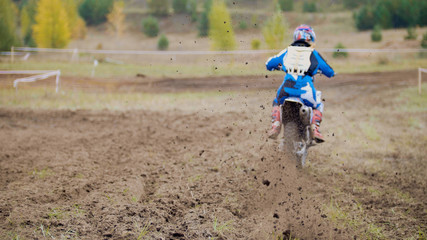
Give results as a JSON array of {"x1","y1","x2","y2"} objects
[
  {"x1": 198, "y1": 0, "x2": 212, "y2": 37},
  {"x1": 262, "y1": 9, "x2": 289, "y2": 49},
  {"x1": 107, "y1": 0, "x2": 126, "y2": 37},
  {"x1": 79, "y1": 0, "x2": 114, "y2": 25},
  {"x1": 142, "y1": 16, "x2": 159, "y2": 37},
  {"x1": 374, "y1": 2, "x2": 392, "y2": 29},
  {"x1": 0, "y1": 0, "x2": 18, "y2": 51},
  {"x1": 173, "y1": 0, "x2": 187, "y2": 14},
  {"x1": 33, "y1": 0, "x2": 71, "y2": 48},
  {"x1": 355, "y1": 5, "x2": 375, "y2": 30},
  {"x1": 187, "y1": 0, "x2": 198, "y2": 22},
  {"x1": 208, "y1": 0, "x2": 236, "y2": 50}
]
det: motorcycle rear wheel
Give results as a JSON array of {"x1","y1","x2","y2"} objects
[{"x1": 283, "y1": 121, "x2": 308, "y2": 168}]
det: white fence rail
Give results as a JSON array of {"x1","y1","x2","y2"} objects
[{"x1": 0, "y1": 70, "x2": 61, "y2": 93}]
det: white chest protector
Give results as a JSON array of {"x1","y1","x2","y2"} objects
[{"x1": 283, "y1": 46, "x2": 313, "y2": 79}]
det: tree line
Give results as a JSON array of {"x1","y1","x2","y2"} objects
[{"x1": 354, "y1": 0, "x2": 427, "y2": 30}]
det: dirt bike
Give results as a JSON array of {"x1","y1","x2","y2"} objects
[{"x1": 278, "y1": 97, "x2": 316, "y2": 168}]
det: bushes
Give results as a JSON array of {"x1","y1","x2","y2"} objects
[
  {"x1": 404, "y1": 27, "x2": 417, "y2": 40},
  {"x1": 79, "y1": 0, "x2": 113, "y2": 25},
  {"x1": 157, "y1": 34, "x2": 169, "y2": 50},
  {"x1": 278, "y1": 0, "x2": 293, "y2": 12},
  {"x1": 333, "y1": 43, "x2": 348, "y2": 58},
  {"x1": 251, "y1": 39, "x2": 260, "y2": 50},
  {"x1": 142, "y1": 16, "x2": 159, "y2": 37},
  {"x1": 371, "y1": 25, "x2": 382, "y2": 42},
  {"x1": 147, "y1": 0, "x2": 169, "y2": 16},
  {"x1": 172, "y1": 0, "x2": 187, "y2": 14},
  {"x1": 303, "y1": 1, "x2": 316, "y2": 13},
  {"x1": 238, "y1": 21, "x2": 247, "y2": 30}
]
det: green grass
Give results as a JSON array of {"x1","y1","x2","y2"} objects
[
  {"x1": 324, "y1": 199, "x2": 385, "y2": 239},
  {"x1": 397, "y1": 83, "x2": 427, "y2": 113},
  {"x1": 212, "y1": 217, "x2": 233, "y2": 238},
  {"x1": 135, "y1": 221, "x2": 150, "y2": 240},
  {"x1": 31, "y1": 168, "x2": 54, "y2": 179},
  {"x1": 359, "y1": 123, "x2": 381, "y2": 141}
]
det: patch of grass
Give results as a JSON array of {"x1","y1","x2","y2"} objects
[
  {"x1": 47, "y1": 208, "x2": 65, "y2": 220},
  {"x1": 39, "y1": 224, "x2": 54, "y2": 238},
  {"x1": 135, "y1": 221, "x2": 150, "y2": 240},
  {"x1": 73, "y1": 204, "x2": 85, "y2": 217},
  {"x1": 324, "y1": 199, "x2": 385, "y2": 239},
  {"x1": 359, "y1": 122, "x2": 381, "y2": 141},
  {"x1": 131, "y1": 196, "x2": 138, "y2": 203},
  {"x1": 7, "y1": 232, "x2": 22, "y2": 240},
  {"x1": 31, "y1": 168, "x2": 54, "y2": 179},
  {"x1": 212, "y1": 217, "x2": 233, "y2": 237},
  {"x1": 188, "y1": 174, "x2": 203, "y2": 183},
  {"x1": 397, "y1": 83, "x2": 427, "y2": 113}
]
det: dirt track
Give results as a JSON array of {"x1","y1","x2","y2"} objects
[{"x1": 0, "y1": 70, "x2": 426, "y2": 239}]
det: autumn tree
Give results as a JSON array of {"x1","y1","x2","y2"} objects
[
  {"x1": 0, "y1": 0, "x2": 18, "y2": 51},
  {"x1": 63, "y1": 0, "x2": 87, "y2": 39},
  {"x1": 33, "y1": 0, "x2": 71, "y2": 48},
  {"x1": 208, "y1": 0, "x2": 236, "y2": 50},
  {"x1": 107, "y1": 0, "x2": 126, "y2": 37},
  {"x1": 262, "y1": 9, "x2": 289, "y2": 49}
]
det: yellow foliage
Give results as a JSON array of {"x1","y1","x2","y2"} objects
[
  {"x1": 33, "y1": 0, "x2": 71, "y2": 48},
  {"x1": 107, "y1": 0, "x2": 126, "y2": 37},
  {"x1": 63, "y1": 0, "x2": 87, "y2": 39},
  {"x1": 208, "y1": 0, "x2": 236, "y2": 51},
  {"x1": 262, "y1": 9, "x2": 289, "y2": 49}
]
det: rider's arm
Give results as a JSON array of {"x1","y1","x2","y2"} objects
[
  {"x1": 266, "y1": 49, "x2": 287, "y2": 71},
  {"x1": 313, "y1": 50, "x2": 335, "y2": 78}
]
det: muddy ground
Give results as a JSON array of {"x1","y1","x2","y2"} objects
[{"x1": 0, "y1": 70, "x2": 426, "y2": 239}]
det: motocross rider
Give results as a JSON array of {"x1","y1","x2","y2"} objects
[{"x1": 266, "y1": 24, "x2": 335, "y2": 142}]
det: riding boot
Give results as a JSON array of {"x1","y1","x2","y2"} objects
[
  {"x1": 312, "y1": 109, "x2": 325, "y2": 143},
  {"x1": 268, "y1": 106, "x2": 281, "y2": 139}
]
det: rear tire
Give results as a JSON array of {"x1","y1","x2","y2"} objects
[{"x1": 283, "y1": 121, "x2": 307, "y2": 168}]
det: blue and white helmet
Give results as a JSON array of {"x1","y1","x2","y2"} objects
[{"x1": 293, "y1": 24, "x2": 316, "y2": 43}]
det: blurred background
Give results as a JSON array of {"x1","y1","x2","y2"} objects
[{"x1": 1, "y1": 0, "x2": 427, "y2": 81}]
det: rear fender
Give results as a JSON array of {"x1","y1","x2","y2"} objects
[{"x1": 281, "y1": 98, "x2": 312, "y2": 125}]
